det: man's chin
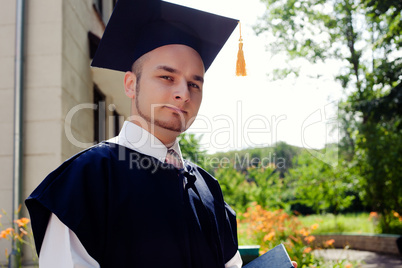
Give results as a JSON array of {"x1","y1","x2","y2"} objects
[{"x1": 153, "y1": 119, "x2": 187, "y2": 133}]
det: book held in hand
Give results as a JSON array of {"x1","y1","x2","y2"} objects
[{"x1": 243, "y1": 244, "x2": 294, "y2": 268}]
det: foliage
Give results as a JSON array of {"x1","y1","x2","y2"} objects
[
  {"x1": 215, "y1": 167, "x2": 255, "y2": 213},
  {"x1": 216, "y1": 166, "x2": 287, "y2": 213},
  {"x1": 354, "y1": 118, "x2": 402, "y2": 233},
  {"x1": 237, "y1": 204, "x2": 356, "y2": 267},
  {"x1": 208, "y1": 143, "x2": 301, "y2": 175},
  {"x1": 178, "y1": 133, "x2": 206, "y2": 167},
  {"x1": 299, "y1": 213, "x2": 379, "y2": 234},
  {"x1": 273, "y1": 141, "x2": 298, "y2": 178},
  {"x1": 214, "y1": 142, "x2": 364, "y2": 216},
  {"x1": 288, "y1": 150, "x2": 362, "y2": 215},
  {"x1": 372, "y1": 210, "x2": 402, "y2": 235},
  {"x1": 385, "y1": 211, "x2": 402, "y2": 234},
  {"x1": 247, "y1": 166, "x2": 288, "y2": 209},
  {"x1": 253, "y1": 0, "x2": 402, "y2": 232},
  {"x1": 0, "y1": 207, "x2": 37, "y2": 268},
  {"x1": 253, "y1": 0, "x2": 349, "y2": 78}
]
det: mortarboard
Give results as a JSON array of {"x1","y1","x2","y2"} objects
[{"x1": 91, "y1": 0, "x2": 238, "y2": 72}]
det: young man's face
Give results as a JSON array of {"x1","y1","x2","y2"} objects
[{"x1": 125, "y1": 44, "x2": 205, "y2": 141}]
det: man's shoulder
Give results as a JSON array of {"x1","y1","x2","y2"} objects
[
  {"x1": 40, "y1": 142, "x2": 121, "y2": 182},
  {"x1": 65, "y1": 142, "x2": 116, "y2": 162},
  {"x1": 62, "y1": 141, "x2": 137, "y2": 168}
]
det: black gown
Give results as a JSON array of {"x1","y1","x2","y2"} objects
[{"x1": 25, "y1": 142, "x2": 239, "y2": 268}]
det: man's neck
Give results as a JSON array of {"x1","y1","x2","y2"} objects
[{"x1": 129, "y1": 120, "x2": 179, "y2": 147}]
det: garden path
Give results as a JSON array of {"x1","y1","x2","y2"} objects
[{"x1": 314, "y1": 249, "x2": 402, "y2": 267}]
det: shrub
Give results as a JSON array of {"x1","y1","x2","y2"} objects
[
  {"x1": 0, "y1": 207, "x2": 37, "y2": 268},
  {"x1": 238, "y1": 203, "x2": 321, "y2": 266}
]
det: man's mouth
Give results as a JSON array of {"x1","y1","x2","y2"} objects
[{"x1": 164, "y1": 105, "x2": 187, "y2": 115}]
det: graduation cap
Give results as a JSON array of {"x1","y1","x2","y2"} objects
[{"x1": 91, "y1": 0, "x2": 239, "y2": 72}]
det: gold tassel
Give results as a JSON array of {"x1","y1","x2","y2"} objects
[{"x1": 236, "y1": 21, "x2": 247, "y2": 76}]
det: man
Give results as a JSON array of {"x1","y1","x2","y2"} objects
[
  {"x1": 26, "y1": 1, "x2": 299, "y2": 267},
  {"x1": 26, "y1": 0, "x2": 242, "y2": 267}
]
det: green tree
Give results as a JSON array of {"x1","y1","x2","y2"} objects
[
  {"x1": 215, "y1": 167, "x2": 253, "y2": 212},
  {"x1": 178, "y1": 133, "x2": 206, "y2": 167},
  {"x1": 254, "y1": 0, "x2": 402, "y2": 232},
  {"x1": 288, "y1": 150, "x2": 361, "y2": 215},
  {"x1": 353, "y1": 0, "x2": 402, "y2": 233},
  {"x1": 274, "y1": 141, "x2": 298, "y2": 178},
  {"x1": 247, "y1": 166, "x2": 286, "y2": 209},
  {"x1": 215, "y1": 165, "x2": 287, "y2": 213}
]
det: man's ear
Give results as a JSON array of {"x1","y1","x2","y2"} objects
[{"x1": 124, "y1": 71, "x2": 137, "y2": 99}]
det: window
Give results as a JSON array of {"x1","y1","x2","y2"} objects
[
  {"x1": 112, "y1": 110, "x2": 123, "y2": 137},
  {"x1": 94, "y1": 86, "x2": 106, "y2": 143},
  {"x1": 88, "y1": 32, "x2": 100, "y2": 59}
]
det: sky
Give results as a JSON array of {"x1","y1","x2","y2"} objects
[{"x1": 166, "y1": 0, "x2": 345, "y2": 154}]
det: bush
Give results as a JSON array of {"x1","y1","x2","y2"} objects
[
  {"x1": 0, "y1": 207, "x2": 37, "y2": 268},
  {"x1": 239, "y1": 203, "x2": 323, "y2": 267},
  {"x1": 216, "y1": 166, "x2": 288, "y2": 213},
  {"x1": 238, "y1": 205, "x2": 365, "y2": 267}
]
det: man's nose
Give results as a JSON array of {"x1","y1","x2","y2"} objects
[{"x1": 173, "y1": 80, "x2": 190, "y2": 102}]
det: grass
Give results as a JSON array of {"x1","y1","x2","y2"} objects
[
  {"x1": 238, "y1": 212, "x2": 380, "y2": 246},
  {"x1": 237, "y1": 212, "x2": 377, "y2": 267},
  {"x1": 299, "y1": 213, "x2": 380, "y2": 234},
  {"x1": 237, "y1": 222, "x2": 259, "y2": 245}
]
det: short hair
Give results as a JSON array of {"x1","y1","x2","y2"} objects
[{"x1": 131, "y1": 53, "x2": 148, "y2": 84}]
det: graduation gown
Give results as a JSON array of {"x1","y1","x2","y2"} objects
[{"x1": 25, "y1": 142, "x2": 238, "y2": 267}]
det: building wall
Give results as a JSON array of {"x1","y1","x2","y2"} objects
[
  {"x1": 60, "y1": 0, "x2": 129, "y2": 160},
  {"x1": 1, "y1": 0, "x2": 129, "y2": 265},
  {"x1": 61, "y1": 0, "x2": 96, "y2": 160},
  {"x1": 22, "y1": 0, "x2": 64, "y2": 210},
  {"x1": 0, "y1": 0, "x2": 18, "y2": 263}
]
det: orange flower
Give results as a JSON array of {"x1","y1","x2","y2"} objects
[
  {"x1": 288, "y1": 234, "x2": 301, "y2": 243},
  {"x1": 393, "y1": 211, "x2": 400, "y2": 218},
  {"x1": 15, "y1": 217, "x2": 30, "y2": 227},
  {"x1": 0, "y1": 231, "x2": 7, "y2": 239},
  {"x1": 325, "y1": 239, "x2": 335, "y2": 246},
  {"x1": 299, "y1": 228, "x2": 310, "y2": 236},
  {"x1": 303, "y1": 247, "x2": 312, "y2": 253},
  {"x1": 263, "y1": 231, "x2": 275, "y2": 241},
  {"x1": 345, "y1": 264, "x2": 352, "y2": 268},
  {"x1": 369, "y1": 212, "x2": 378, "y2": 219},
  {"x1": 304, "y1": 235, "x2": 316, "y2": 243},
  {"x1": 19, "y1": 228, "x2": 28, "y2": 236},
  {"x1": 310, "y1": 223, "x2": 319, "y2": 230},
  {"x1": 0, "y1": 228, "x2": 14, "y2": 239}
]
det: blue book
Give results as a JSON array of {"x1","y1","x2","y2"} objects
[{"x1": 243, "y1": 244, "x2": 294, "y2": 268}]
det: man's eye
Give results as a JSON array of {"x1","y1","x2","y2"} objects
[
  {"x1": 188, "y1": 82, "x2": 200, "y2": 89},
  {"x1": 160, "y1": 76, "x2": 173, "y2": 81}
]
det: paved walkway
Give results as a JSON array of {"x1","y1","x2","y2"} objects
[{"x1": 314, "y1": 249, "x2": 402, "y2": 267}]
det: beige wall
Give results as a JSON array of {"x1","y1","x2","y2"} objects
[
  {"x1": 0, "y1": 0, "x2": 17, "y2": 263},
  {"x1": 1, "y1": 0, "x2": 129, "y2": 265},
  {"x1": 62, "y1": 0, "x2": 95, "y2": 160},
  {"x1": 22, "y1": 0, "x2": 64, "y2": 210}
]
